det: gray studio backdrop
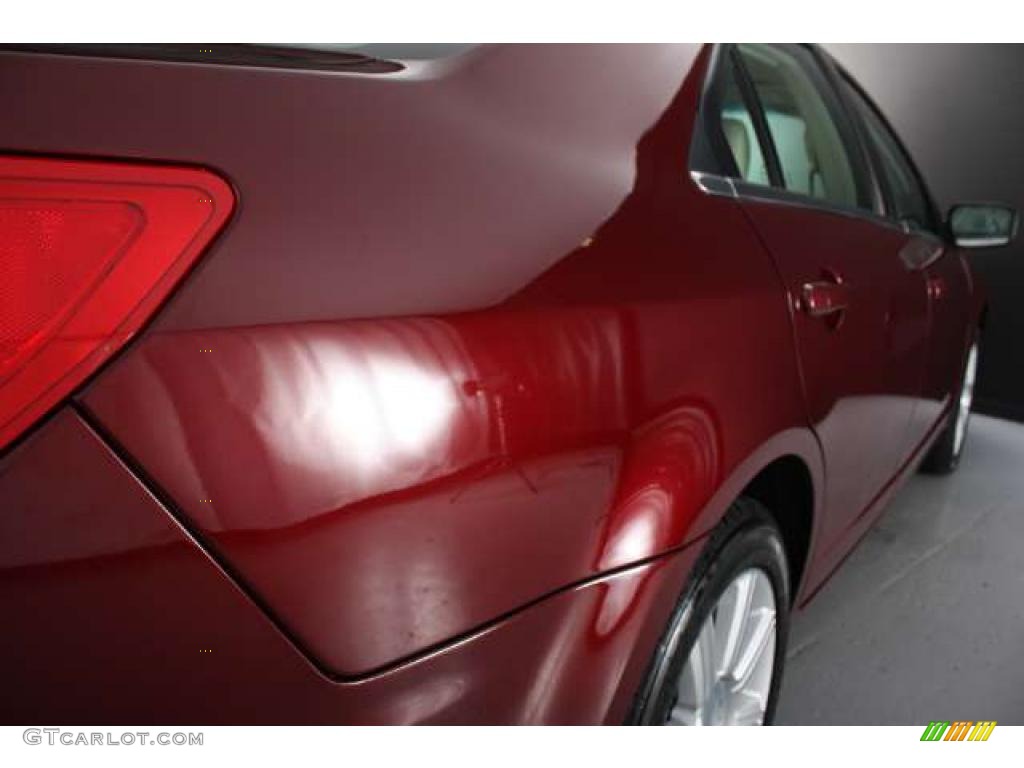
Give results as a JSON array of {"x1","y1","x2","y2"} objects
[{"x1": 829, "y1": 44, "x2": 1024, "y2": 422}]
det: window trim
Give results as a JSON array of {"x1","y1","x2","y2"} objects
[{"x1": 689, "y1": 43, "x2": 907, "y2": 232}]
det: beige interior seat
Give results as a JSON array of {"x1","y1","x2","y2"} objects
[{"x1": 722, "y1": 117, "x2": 751, "y2": 178}]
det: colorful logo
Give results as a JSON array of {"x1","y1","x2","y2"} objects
[{"x1": 920, "y1": 721, "x2": 997, "y2": 741}]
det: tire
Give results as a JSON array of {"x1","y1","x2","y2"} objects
[
  {"x1": 629, "y1": 498, "x2": 790, "y2": 726},
  {"x1": 920, "y1": 335, "x2": 979, "y2": 475}
]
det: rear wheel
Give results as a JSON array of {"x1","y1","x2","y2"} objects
[
  {"x1": 630, "y1": 499, "x2": 790, "y2": 725},
  {"x1": 921, "y1": 336, "x2": 979, "y2": 475}
]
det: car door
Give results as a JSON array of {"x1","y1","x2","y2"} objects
[
  {"x1": 701, "y1": 44, "x2": 931, "y2": 549},
  {"x1": 835, "y1": 71, "x2": 972, "y2": 446}
]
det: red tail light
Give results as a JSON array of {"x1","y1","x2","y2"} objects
[{"x1": 0, "y1": 156, "x2": 234, "y2": 451}]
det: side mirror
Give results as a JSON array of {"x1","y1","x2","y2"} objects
[{"x1": 948, "y1": 203, "x2": 1019, "y2": 249}]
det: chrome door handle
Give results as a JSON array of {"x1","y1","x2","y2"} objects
[{"x1": 800, "y1": 280, "x2": 849, "y2": 318}]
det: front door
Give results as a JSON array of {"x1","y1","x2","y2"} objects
[{"x1": 836, "y1": 72, "x2": 968, "y2": 450}]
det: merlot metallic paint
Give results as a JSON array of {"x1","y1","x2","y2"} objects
[{"x1": 0, "y1": 44, "x2": 979, "y2": 722}]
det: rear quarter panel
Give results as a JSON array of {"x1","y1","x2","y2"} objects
[
  {"x1": 1, "y1": 45, "x2": 820, "y2": 682},
  {"x1": 0, "y1": 408, "x2": 703, "y2": 724}
]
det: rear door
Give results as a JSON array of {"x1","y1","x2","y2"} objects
[{"x1": 702, "y1": 44, "x2": 931, "y2": 547}]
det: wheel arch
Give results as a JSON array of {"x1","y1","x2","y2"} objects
[
  {"x1": 675, "y1": 427, "x2": 825, "y2": 606},
  {"x1": 739, "y1": 455, "x2": 816, "y2": 606}
]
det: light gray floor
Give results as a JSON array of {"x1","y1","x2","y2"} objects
[{"x1": 776, "y1": 414, "x2": 1024, "y2": 725}]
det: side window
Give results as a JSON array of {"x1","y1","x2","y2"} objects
[
  {"x1": 716, "y1": 57, "x2": 772, "y2": 187},
  {"x1": 735, "y1": 44, "x2": 869, "y2": 211},
  {"x1": 840, "y1": 78, "x2": 935, "y2": 233}
]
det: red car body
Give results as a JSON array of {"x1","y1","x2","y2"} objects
[{"x1": 0, "y1": 44, "x2": 981, "y2": 723}]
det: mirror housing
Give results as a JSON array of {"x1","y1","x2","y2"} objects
[{"x1": 947, "y1": 203, "x2": 1019, "y2": 249}]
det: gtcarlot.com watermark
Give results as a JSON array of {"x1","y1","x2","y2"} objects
[{"x1": 23, "y1": 728, "x2": 203, "y2": 746}]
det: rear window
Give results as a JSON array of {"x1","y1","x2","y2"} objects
[{"x1": 736, "y1": 44, "x2": 869, "y2": 211}]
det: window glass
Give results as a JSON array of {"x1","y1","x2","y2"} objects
[
  {"x1": 840, "y1": 79, "x2": 934, "y2": 232},
  {"x1": 717, "y1": 58, "x2": 772, "y2": 187},
  {"x1": 737, "y1": 44, "x2": 866, "y2": 210}
]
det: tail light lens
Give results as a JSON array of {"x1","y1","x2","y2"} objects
[{"x1": 0, "y1": 156, "x2": 234, "y2": 451}]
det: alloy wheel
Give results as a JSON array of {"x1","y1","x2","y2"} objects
[
  {"x1": 666, "y1": 568, "x2": 777, "y2": 726},
  {"x1": 953, "y1": 342, "x2": 979, "y2": 457}
]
